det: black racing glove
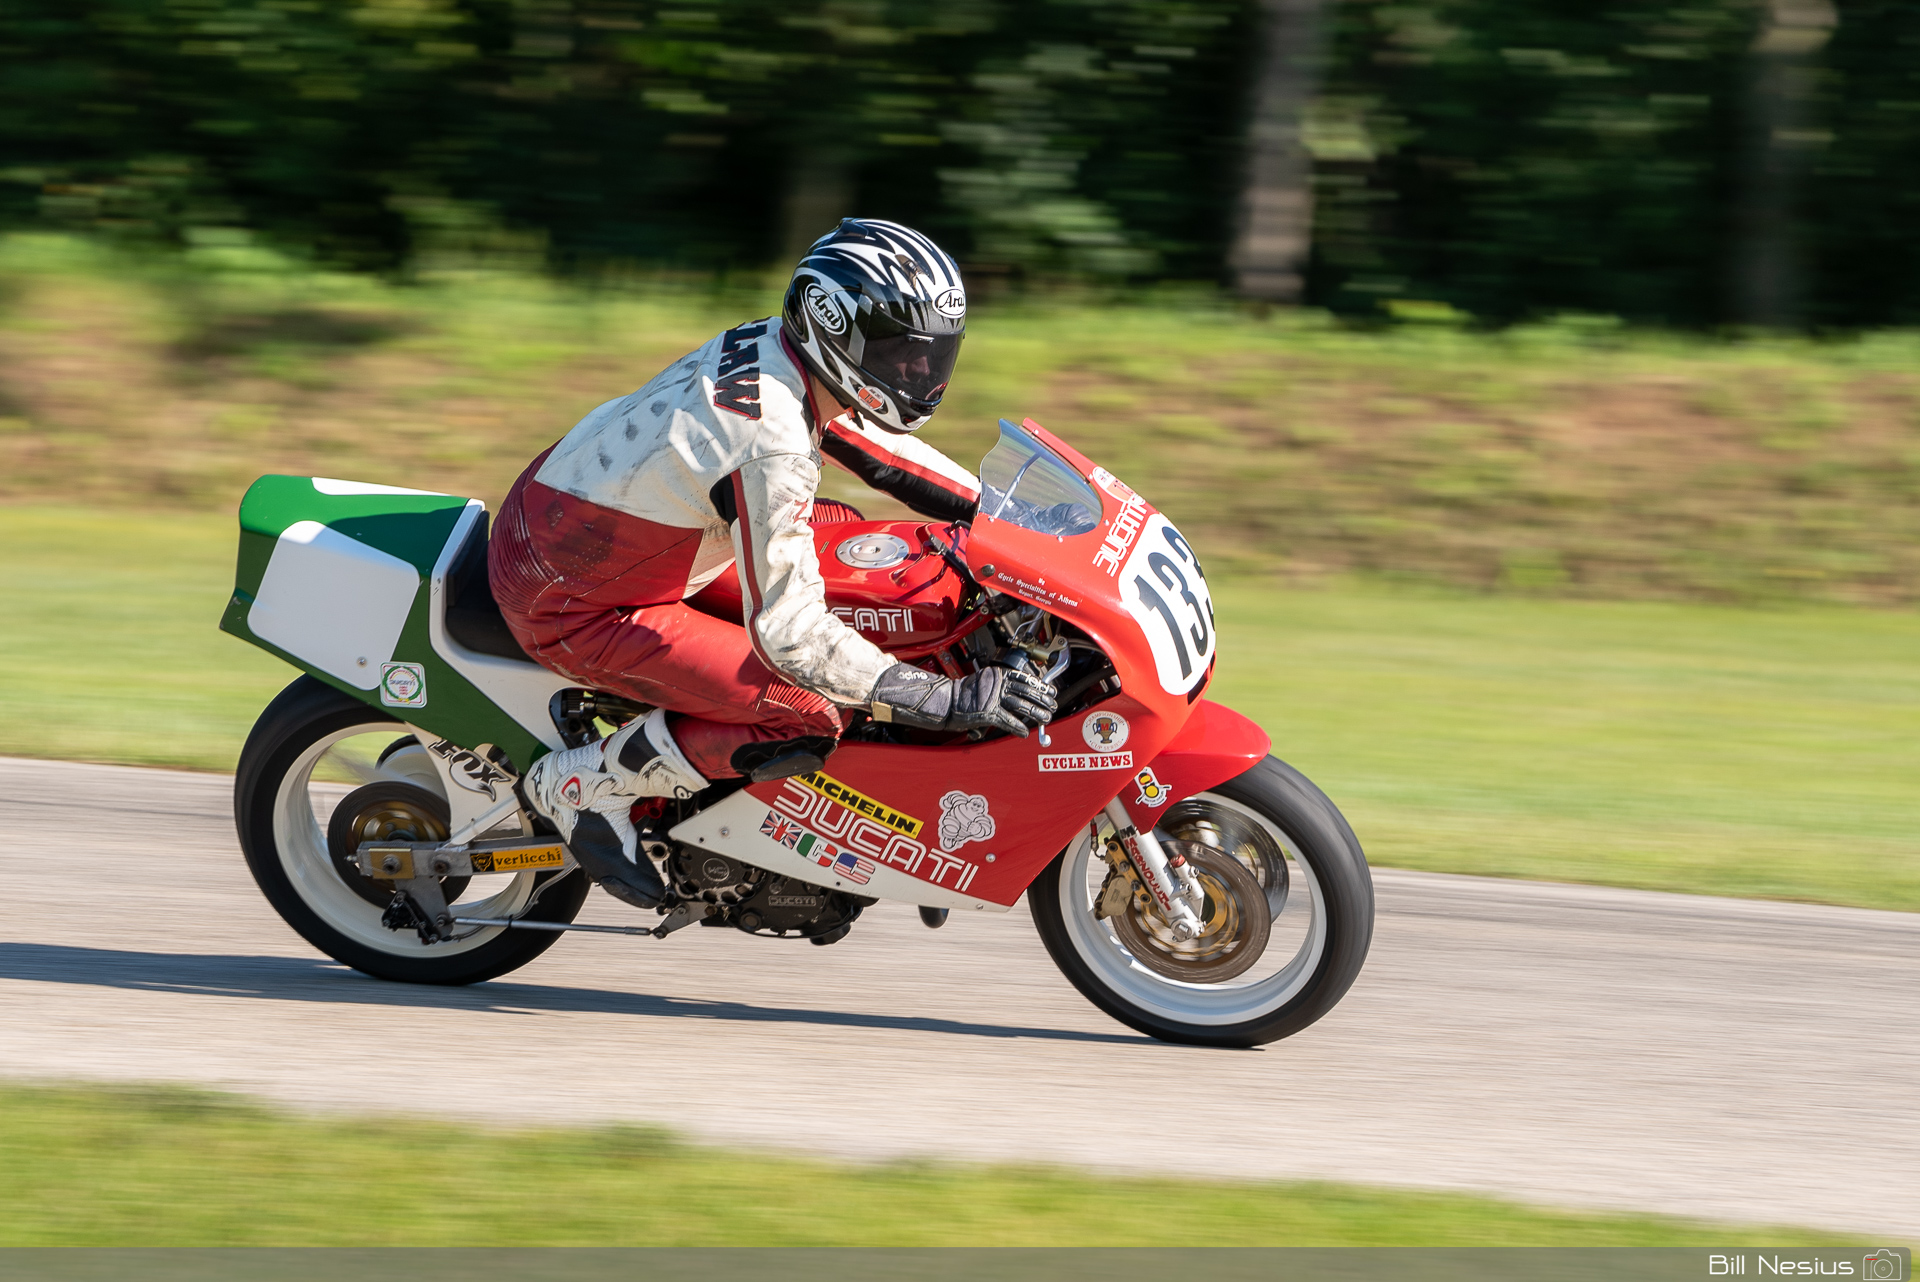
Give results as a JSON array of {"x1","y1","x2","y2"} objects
[{"x1": 869, "y1": 662, "x2": 1058, "y2": 738}]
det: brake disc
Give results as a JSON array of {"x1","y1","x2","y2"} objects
[{"x1": 1110, "y1": 839, "x2": 1273, "y2": 983}]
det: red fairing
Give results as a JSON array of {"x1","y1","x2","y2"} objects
[
  {"x1": 689, "y1": 519, "x2": 979, "y2": 661},
  {"x1": 1115, "y1": 699, "x2": 1271, "y2": 831}
]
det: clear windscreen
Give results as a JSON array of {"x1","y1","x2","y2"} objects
[{"x1": 976, "y1": 419, "x2": 1102, "y2": 537}]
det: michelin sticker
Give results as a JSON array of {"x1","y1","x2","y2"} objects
[
  {"x1": 379, "y1": 662, "x2": 427, "y2": 709},
  {"x1": 937, "y1": 790, "x2": 996, "y2": 851}
]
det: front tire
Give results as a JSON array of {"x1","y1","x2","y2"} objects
[
  {"x1": 234, "y1": 676, "x2": 588, "y2": 985},
  {"x1": 1030, "y1": 755, "x2": 1373, "y2": 1047}
]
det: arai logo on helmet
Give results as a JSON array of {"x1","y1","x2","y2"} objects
[
  {"x1": 855, "y1": 386, "x2": 887, "y2": 413},
  {"x1": 932, "y1": 286, "x2": 966, "y2": 319},
  {"x1": 803, "y1": 283, "x2": 847, "y2": 336}
]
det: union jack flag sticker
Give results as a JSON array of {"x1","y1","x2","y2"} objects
[{"x1": 760, "y1": 812, "x2": 803, "y2": 848}]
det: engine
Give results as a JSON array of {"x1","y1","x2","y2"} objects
[{"x1": 664, "y1": 846, "x2": 867, "y2": 945}]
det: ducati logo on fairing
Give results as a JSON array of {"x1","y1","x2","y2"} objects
[
  {"x1": 766, "y1": 784, "x2": 980, "y2": 891},
  {"x1": 1093, "y1": 492, "x2": 1151, "y2": 576}
]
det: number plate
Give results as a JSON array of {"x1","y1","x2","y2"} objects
[{"x1": 1119, "y1": 514, "x2": 1217, "y2": 695}]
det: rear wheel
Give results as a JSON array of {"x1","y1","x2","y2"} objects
[
  {"x1": 234, "y1": 676, "x2": 588, "y2": 985},
  {"x1": 1030, "y1": 755, "x2": 1373, "y2": 1047}
]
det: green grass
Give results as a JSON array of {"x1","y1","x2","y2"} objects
[
  {"x1": 2, "y1": 503, "x2": 1915, "y2": 910},
  {"x1": 0, "y1": 1083, "x2": 1840, "y2": 1245},
  {"x1": 10, "y1": 232, "x2": 1920, "y2": 605}
]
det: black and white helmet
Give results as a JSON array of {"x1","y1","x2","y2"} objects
[{"x1": 782, "y1": 218, "x2": 966, "y2": 434}]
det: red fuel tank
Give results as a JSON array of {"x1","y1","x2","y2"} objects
[{"x1": 687, "y1": 520, "x2": 981, "y2": 661}]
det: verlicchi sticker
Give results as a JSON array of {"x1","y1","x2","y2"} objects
[
  {"x1": 1134, "y1": 767, "x2": 1169, "y2": 808},
  {"x1": 1082, "y1": 710, "x2": 1130, "y2": 752},
  {"x1": 379, "y1": 662, "x2": 427, "y2": 709}
]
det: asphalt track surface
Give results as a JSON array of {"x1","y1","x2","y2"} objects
[{"x1": 1, "y1": 756, "x2": 1915, "y2": 1236}]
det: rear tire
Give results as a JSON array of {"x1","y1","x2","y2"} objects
[
  {"x1": 1030, "y1": 755, "x2": 1373, "y2": 1047},
  {"x1": 234, "y1": 676, "x2": 588, "y2": 985}
]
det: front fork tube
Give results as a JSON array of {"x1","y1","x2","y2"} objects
[{"x1": 1102, "y1": 798, "x2": 1205, "y2": 942}]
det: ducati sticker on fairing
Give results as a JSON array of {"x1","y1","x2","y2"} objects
[
  {"x1": 1081, "y1": 710, "x2": 1130, "y2": 752},
  {"x1": 1134, "y1": 767, "x2": 1170, "y2": 808},
  {"x1": 937, "y1": 791, "x2": 995, "y2": 851},
  {"x1": 831, "y1": 605, "x2": 919, "y2": 634},
  {"x1": 1039, "y1": 752, "x2": 1134, "y2": 772},
  {"x1": 1092, "y1": 491, "x2": 1152, "y2": 577},
  {"x1": 379, "y1": 663, "x2": 426, "y2": 708},
  {"x1": 769, "y1": 780, "x2": 980, "y2": 891}
]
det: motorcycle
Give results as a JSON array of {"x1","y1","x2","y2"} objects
[{"x1": 222, "y1": 416, "x2": 1373, "y2": 1047}]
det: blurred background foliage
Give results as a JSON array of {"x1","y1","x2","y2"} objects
[{"x1": 4, "y1": 0, "x2": 1916, "y2": 327}]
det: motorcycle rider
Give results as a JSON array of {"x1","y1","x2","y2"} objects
[{"x1": 490, "y1": 218, "x2": 1057, "y2": 908}]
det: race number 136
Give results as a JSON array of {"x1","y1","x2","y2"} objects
[{"x1": 1119, "y1": 514, "x2": 1216, "y2": 695}]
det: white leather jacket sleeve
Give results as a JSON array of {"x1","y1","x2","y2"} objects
[{"x1": 721, "y1": 451, "x2": 897, "y2": 706}]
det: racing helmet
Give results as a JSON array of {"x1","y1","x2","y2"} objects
[{"x1": 782, "y1": 218, "x2": 966, "y2": 434}]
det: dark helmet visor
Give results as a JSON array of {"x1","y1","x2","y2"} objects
[{"x1": 860, "y1": 329, "x2": 963, "y2": 406}]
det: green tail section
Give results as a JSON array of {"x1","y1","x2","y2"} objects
[{"x1": 220, "y1": 475, "x2": 561, "y2": 773}]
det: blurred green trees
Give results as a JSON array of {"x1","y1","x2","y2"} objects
[{"x1": 3, "y1": 0, "x2": 1915, "y2": 327}]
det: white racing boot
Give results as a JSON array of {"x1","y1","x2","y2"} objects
[{"x1": 523, "y1": 709, "x2": 708, "y2": 909}]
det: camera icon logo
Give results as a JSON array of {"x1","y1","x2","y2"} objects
[{"x1": 1863, "y1": 1249, "x2": 1904, "y2": 1281}]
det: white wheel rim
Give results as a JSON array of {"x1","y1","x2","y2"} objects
[
  {"x1": 1056, "y1": 791, "x2": 1328, "y2": 1027},
  {"x1": 272, "y1": 722, "x2": 538, "y2": 957}
]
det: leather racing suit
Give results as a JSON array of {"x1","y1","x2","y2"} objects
[{"x1": 488, "y1": 316, "x2": 981, "y2": 780}]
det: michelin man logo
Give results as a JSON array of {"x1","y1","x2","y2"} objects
[{"x1": 938, "y1": 790, "x2": 995, "y2": 851}]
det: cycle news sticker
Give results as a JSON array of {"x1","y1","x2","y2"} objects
[
  {"x1": 379, "y1": 662, "x2": 427, "y2": 708},
  {"x1": 1038, "y1": 751, "x2": 1134, "y2": 772}
]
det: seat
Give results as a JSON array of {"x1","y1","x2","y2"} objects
[{"x1": 442, "y1": 514, "x2": 541, "y2": 664}]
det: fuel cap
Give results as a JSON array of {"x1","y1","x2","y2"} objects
[{"x1": 834, "y1": 532, "x2": 913, "y2": 569}]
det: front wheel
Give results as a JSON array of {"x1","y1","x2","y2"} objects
[
  {"x1": 1030, "y1": 755, "x2": 1373, "y2": 1047},
  {"x1": 234, "y1": 676, "x2": 589, "y2": 985}
]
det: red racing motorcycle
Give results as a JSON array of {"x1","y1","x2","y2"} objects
[{"x1": 225, "y1": 417, "x2": 1373, "y2": 1047}]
